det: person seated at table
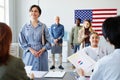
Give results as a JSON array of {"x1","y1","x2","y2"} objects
[
  {"x1": 76, "y1": 32, "x2": 109, "y2": 80},
  {"x1": 0, "y1": 22, "x2": 34, "y2": 80},
  {"x1": 77, "y1": 16, "x2": 120, "y2": 80},
  {"x1": 81, "y1": 32, "x2": 109, "y2": 62}
]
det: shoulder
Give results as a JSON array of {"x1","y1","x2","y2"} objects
[
  {"x1": 39, "y1": 22, "x2": 48, "y2": 30},
  {"x1": 82, "y1": 46, "x2": 92, "y2": 53},
  {"x1": 2, "y1": 55, "x2": 24, "y2": 70},
  {"x1": 60, "y1": 23, "x2": 64, "y2": 26},
  {"x1": 96, "y1": 54, "x2": 112, "y2": 67},
  {"x1": 20, "y1": 22, "x2": 31, "y2": 32},
  {"x1": 59, "y1": 24, "x2": 64, "y2": 27},
  {"x1": 51, "y1": 24, "x2": 55, "y2": 28},
  {"x1": 21, "y1": 23, "x2": 28, "y2": 29},
  {"x1": 83, "y1": 46, "x2": 90, "y2": 50},
  {"x1": 79, "y1": 27, "x2": 84, "y2": 32},
  {"x1": 9, "y1": 55, "x2": 19, "y2": 61},
  {"x1": 23, "y1": 21, "x2": 32, "y2": 28},
  {"x1": 9, "y1": 55, "x2": 23, "y2": 64},
  {"x1": 97, "y1": 49, "x2": 120, "y2": 67},
  {"x1": 39, "y1": 21, "x2": 47, "y2": 27}
]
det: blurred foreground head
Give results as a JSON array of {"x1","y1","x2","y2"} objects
[
  {"x1": 0, "y1": 22, "x2": 12, "y2": 65},
  {"x1": 102, "y1": 16, "x2": 120, "y2": 48}
]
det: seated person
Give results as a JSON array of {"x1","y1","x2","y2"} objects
[
  {"x1": 77, "y1": 16, "x2": 120, "y2": 80},
  {"x1": 81, "y1": 32, "x2": 109, "y2": 62},
  {"x1": 76, "y1": 32, "x2": 108, "y2": 80},
  {"x1": 0, "y1": 22, "x2": 34, "y2": 80}
]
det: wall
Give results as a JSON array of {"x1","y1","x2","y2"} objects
[
  {"x1": 10, "y1": 0, "x2": 119, "y2": 56},
  {"x1": 13, "y1": 0, "x2": 120, "y2": 39},
  {"x1": 39, "y1": 0, "x2": 120, "y2": 32}
]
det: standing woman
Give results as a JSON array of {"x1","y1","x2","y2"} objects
[
  {"x1": 19, "y1": 5, "x2": 51, "y2": 71},
  {"x1": 78, "y1": 19, "x2": 94, "y2": 49}
]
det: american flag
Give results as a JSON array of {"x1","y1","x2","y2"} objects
[{"x1": 75, "y1": 9, "x2": 117, "y2": 35}]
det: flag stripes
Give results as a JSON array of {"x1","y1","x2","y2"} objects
[{"x1": 75, "y1": 9, "x2": 117, "y2": 35}]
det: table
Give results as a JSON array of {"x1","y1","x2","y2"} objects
[{"x1": 35, "y1": 72, "x2": 78, "y2": 80}]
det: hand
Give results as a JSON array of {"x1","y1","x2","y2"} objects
[
  {"x1": 54, "y1": 39, "x2": 58, "y2": 44},
  {"x1": 76, "y1": 68, "x2": 84, "y2": 76},
  {"x1": 37, "y1": 48, "x2": 46, "y2": 57},
  {"x1": 28, "y1": 73, "x2": 34, "y2": 80},
  {"x1": 83, "y1": 35, "x2": 88, "y2": 38},
  {"x1": 29, "y1": 48, "x2": 38, "y2": 57}
]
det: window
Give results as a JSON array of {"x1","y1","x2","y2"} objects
[{"x1": 0, "y1": 0, "x2": 5, "y2": 22}]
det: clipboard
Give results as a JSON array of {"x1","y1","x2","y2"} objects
[{"x1": 67, "y1": 50, "x2": 96, "y2": 76}]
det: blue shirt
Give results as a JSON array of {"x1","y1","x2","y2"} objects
[{"x1": 51, "y1": 23, "x2": 64, "y2": 44}]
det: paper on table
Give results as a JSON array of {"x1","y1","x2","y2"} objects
[
  {"x1": 67, "y1": 50, "x2": 96, "y2": 76},
  {"x1": 31, "y1": 71, "x2": 47, "y2": 78},
  {"x1": 24, "y1": 66, "x2": 32, "y2": 73},
  {"x1": 44, "y1": 71, "x2": 66, "y2": 78}
]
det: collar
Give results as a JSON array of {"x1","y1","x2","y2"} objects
[{"x1": 27, "y1": 20, "x2": 42, "y2": 26}]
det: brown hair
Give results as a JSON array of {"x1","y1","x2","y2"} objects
[
  {"x1": 83, "y1": 19, "x2": 94, "y2": 32},
  {"x1": 84, "y1": 19, "x2": 92, "y2": 27},
  {"x1": 29, "y1": 4, "x2": 41, "y2": 17},
  {"x1": 90, "y1": 32, "x2": 99, "y2": 37},
  {"x1": 0, "y1": 22, "x2": 12, "y2": 65}
]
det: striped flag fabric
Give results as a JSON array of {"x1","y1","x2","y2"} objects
[{"x1": 75, "y1": 9, "x2": 117, "y2": 35}]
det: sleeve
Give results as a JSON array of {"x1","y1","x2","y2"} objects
[
  {"x1": 16, "y1": 58, "x2": 31, "y2": 80},
  {"x1": 103, "y1": 47, "x2": 109, "y2": 55},
  {"x1": 43, "y1": 24, "x2": 51, "y2": 50},
  {"x1": 99, "y1": 46, "x2": 109, "y2": 56},
  {"x1": 70, "y1": 27, "x2": 74, "y2": 44},
  {"x1": 18, "y1": 24, "x2": 30, "y2": 52},
  {"x1": 58, "y1": 25, "x2": 64, "y2": 39},
  {"x1": 90, "y1": 60, "x2": 103, "y2": 80},
  {"x1": 105, "y1": 46, "x2": 113, "y2": 55}
]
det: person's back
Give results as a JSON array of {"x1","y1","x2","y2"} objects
[
  {"x1": 77, "y1": 16, "x2": 120, "y2": 80},
  {"x1": 90, "y1": 16, "x2": 120, "y2": 80},
  {"x1": 0, "y1": 55, "x2": 30, "y2": 80},
  {"x1": 0, "y1": 22, "x2": 33, "y2": 80},
  {"x1": 90, "y1": 49, "x2": 120, "y2": 80}
]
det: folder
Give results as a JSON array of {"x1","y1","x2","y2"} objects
[
  {"x1": 44, "y1": 71, "x2": 66, "y2": 78},
  {"x1": 67, "y1": 50, "x2": 96, "y2": 76}
]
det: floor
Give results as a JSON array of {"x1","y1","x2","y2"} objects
[{"x1": 48, "y1": 61, "x2": 75, "y2": 72}]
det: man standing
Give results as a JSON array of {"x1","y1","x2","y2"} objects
[
  {"x1": 50, "y1": 16, "x2": 64, "y2": 70},
  {"x1": 70, "y1": 18, "x2": 82, "y2": 53}
]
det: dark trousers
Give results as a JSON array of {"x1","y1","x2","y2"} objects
[{"x1": 73, "y1": 44, "x2": 80, "y2": 53}]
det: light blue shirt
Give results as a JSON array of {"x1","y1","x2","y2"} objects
[
  {"x1": 90, "y1": 49, "x2": 120, "y2": 80},
  {"x1": 79, "y1": 49, "x2": 120, "y2": 80}
]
